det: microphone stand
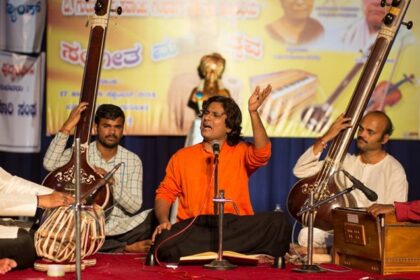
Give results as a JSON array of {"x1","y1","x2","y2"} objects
[
  {"x1": 213, "y1": 153, "x2": 219, "y2": 215},
  {"x1": 204, "y1": 151, "x2": 236, "y2": 270},
  {"x1": 296, "y1": 186, "x2": 357, "y2": 217},
  {"x1": 293, "y1": 185, "x2": 358, "y2": 273},
  {"x1": 75, "y1": 138, "x2": 82, "y2": 280},
  {"x1": 204, "y1": 190, "x2": 237, "y2": 270}
]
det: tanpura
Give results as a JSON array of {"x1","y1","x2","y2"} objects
[
  {"x1": 42, "y1": 0, "x2": 122, "y2": 209},
  {"x1": 288, "y1": 0, "x2": 413, "y2": 231}
]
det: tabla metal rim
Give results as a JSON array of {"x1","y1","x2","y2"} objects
[{"x1": 33, "y1": 257, "x2": 97, "y2": 272}]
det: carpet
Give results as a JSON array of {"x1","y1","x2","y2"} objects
[{"x1": 2, "y1": 253, "x2": 420, "y2": 280}]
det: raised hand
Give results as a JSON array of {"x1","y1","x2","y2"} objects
[
  {"x1": 249, "y1": 84, "x2": 272, "y2": 113},
  {"x1": 60, "y1": 102, "x2": 89, "y2": 134},
  {"x1": 322, "y1": 114, "x2": 352, "y2": 142}
]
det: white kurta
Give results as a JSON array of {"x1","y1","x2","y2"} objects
[
  {"x1": 184, "y1": 118, "x2": 203, "y2": 147},
  {"x1": 0, "y1": 167, "x2": 52, "y2": 238},
  {"x1": 341, "y1": 19, "x2": 376, "y2": 52},
  {"x1": 292, "y1": 146, "x2": 408, "y2": 247},
  {"x1": 293, "y1": 146, "x2": 408, "y2": 206}
]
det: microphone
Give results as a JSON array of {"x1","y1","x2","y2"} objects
[
  {"x1": 212, "y1": 141, "x2": 220, "y2": 157},
  {"x1": 211, "y1": 141, "x2": 220, "y2": 214},
  {"x1": 342, "y1": 169, "x2": 378, "y2": 201},
  {"x1": 102, "y1": 162, "x2": 123, "y2": 182},
  {"x1": 81, "y1": 162, "x2": 123, "y2": 201}
]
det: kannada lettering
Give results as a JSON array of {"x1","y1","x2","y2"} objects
[
  {"x1": 6, "y1": 0, "x2": 42, "y2": 23},
  {"x1": 60, "y1": 41, "x2": 143, "y2": 69}
]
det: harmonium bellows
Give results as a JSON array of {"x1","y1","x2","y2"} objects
[
  {"x1": 332, "y1": 207, "x2": 420, "y2": 275},
  {"x1": 249, "y1": 69, "x2": 318, "y2": 125}
]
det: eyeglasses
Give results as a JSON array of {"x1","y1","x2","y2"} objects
[{"x1": 200, "y1": 109, "x2": 226, "y2": 119}]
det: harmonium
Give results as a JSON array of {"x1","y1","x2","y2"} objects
[
  {"x1": 249, "y1": 69, "x2": 318, "y2": 126},
  {"x1": 332, "y1": 207, "x2": 420, "y2": 274}
]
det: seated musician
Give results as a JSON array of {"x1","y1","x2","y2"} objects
[
  {"x1": 43, "y1": 104, "x2": 156, "y2": 253},
  {"x1": 150, "y1": 86, "x2": 291, "y2": 263},
  {"x1": 368, "y1": 201, "x2": 420, "y2": 222},
  {"x1": 292, "y1": 111, "x2": 408, "y2": 253},
  {"x1": 0, "y1": 167, "x2": 73, "y2": 273}
]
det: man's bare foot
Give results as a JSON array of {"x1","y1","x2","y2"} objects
[
  {"x1": 256, "y1": 254, "x2": 274, "y2": 265},
  {"x1": 125, "y1": 239, "x2": 152, "y2": 253},
  {"x1": 0, "y1": 258, "x2": 17, "y2": 274}
]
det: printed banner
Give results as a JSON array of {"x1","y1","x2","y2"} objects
[
  {"x1": 0, "y1": 0, "x2": 46, "y2": 54},
  {"x1": 0, "y1": 51, "x2": 45, "y2": 153},
  {"x1": 0, "y1": 3, "x2": 5, "y2": 51},
  {"x1": 46, "y1": 0, "x2": 420, "y2": 138}
]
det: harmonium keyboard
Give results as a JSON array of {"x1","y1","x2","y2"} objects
[
  {"x1": 249, "y1": 69, "x2": 317, "y2": 125},
  {"x1": 332, "y1": 207, "x2": 420, "y2": 274}
]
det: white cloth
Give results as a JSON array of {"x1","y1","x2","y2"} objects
[
  {"x1": 170, "y1": 117, "x2": 203, "y2": 224},
  {"x1": 184, "y1": 117, "x2": 203, "y2": 147},
  {"x1": 0, "y1": 167, "x2": 52, "y2": 238},
  {"x1": 294, "y1": 146, "x2": 408, "y2": 206},
  {"x1": 293, "y1": 146, "x2": 408, "y2": 247},
  {"x1": 341, "y1": 19, "x2": 377, "y2": 52},
  {"x1": 297, "y1": 228, "x2": 333, "y2": 248}
]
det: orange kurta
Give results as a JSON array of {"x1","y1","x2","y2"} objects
[{"x1": 156, "y1": 141, "x2": 271, "y2": 221}]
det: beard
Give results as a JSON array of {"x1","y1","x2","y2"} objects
[{"x1": 97, "y1": 135, "x2": 119, "y2": 149}]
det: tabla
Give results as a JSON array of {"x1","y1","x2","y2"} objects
[{"x1": 35, "y1": 204, "x2": 105, "y2": 263}]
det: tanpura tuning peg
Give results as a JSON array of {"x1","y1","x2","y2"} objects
[
  {"x1": 111, "y1": 6, "x2": 123, "y2": 15},
  {"x1": 383, "y1": 13, "x2": 394, "y2": 26},
  {"x1": 94, "y1": 1, "x2": 104, "y2": 13},
  {"x1": 380, "y1": 0, "x2": 389, "y2": 7},
  {"x1": 381, "y1": 0, "x2": 402, "y2": 7},
  {"x1": 402, "y1": 21, "x2": 413, "y2": 30}
]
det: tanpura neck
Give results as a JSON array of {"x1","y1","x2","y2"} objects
[
  {"x1": 96, "y1": 142, "x2": 118, "y2": 161},
  {"x1": 360, "y1": 149, "x2": 387, "y2": 164}
]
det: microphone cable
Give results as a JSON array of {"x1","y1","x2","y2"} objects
[
  {"x1": 153, "y1": 149, "x2": 241, "y2": 268},
  {"x1": 103, "y1": 162, "x2": 126, "y2": 221},
  {"x1": 153, "y1": 158, "x2": 217, "y2": 268}
]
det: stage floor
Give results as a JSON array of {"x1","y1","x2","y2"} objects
[{"x1": 2, "y1": 253, "x2": 420, "y2": 280}]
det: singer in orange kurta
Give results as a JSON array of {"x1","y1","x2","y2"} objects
[
  {"x1": 150, "y1": 89, "x2": 291, "y2": 263},
  {"x1": 156, "y1": 141, "x2": 271, "y2": 221}
]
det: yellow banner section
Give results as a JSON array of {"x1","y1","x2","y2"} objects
[{"x1": 46, "y1": 0, "x2": 420, "y2": 138}]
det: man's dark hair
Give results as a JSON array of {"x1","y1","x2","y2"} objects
[
  {"x1": 202, "y1": 96, "x2": 243, "y2": 146},
  {"x1": 365, "y1": 110, "x2": 394, "y2": 137},
  {"x1": 94, "y1": 104, "x2": 125, "y2": 125}
]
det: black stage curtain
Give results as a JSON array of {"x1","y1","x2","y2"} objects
[{"x1": 1, "y1": 135, "x2": 419, "y2": 214}]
